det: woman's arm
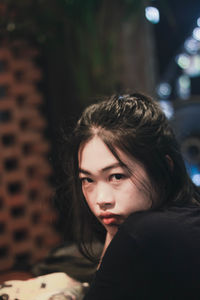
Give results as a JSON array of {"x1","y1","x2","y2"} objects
[{"x1": 84, "y1": 228, "x2": 140, "y2": 300}]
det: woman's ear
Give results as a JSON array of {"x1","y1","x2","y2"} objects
[{"x1": 166, "y1": 155, "x2": 174, "y2": 170}]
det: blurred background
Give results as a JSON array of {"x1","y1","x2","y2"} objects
[{"x1": 0, "y1": 0, "x2": 200, "y2": 281}]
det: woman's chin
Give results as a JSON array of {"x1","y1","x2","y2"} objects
[{"x1": 106, "y1": 224, "x2": 119, "y2": 237}]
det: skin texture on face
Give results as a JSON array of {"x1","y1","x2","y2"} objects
[{"x1": 78, "y1": 136, "x2": 152, "y2": 238}]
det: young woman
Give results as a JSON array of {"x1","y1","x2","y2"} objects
[{"x1": 64, "y1": 93, "x2": 200, "y2": 299}]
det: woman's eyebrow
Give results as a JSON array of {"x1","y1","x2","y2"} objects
[
  {"x1": 102, "y1": 162, "x2": 123, "y2": 172},
  {"x1": 78, "y1": 168, "x2": 91, "y2": 175},
  {"x1": 79, "y1": 162, "x2": 123, "y2": 175}
]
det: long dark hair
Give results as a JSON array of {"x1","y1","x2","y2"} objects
[{"x1": 62, "y1": 93, "x2": 200, "y2": 262}]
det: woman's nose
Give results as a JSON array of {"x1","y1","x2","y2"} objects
[{"x1": 96, "y1": 183, "x2": 115, "y2": 209}]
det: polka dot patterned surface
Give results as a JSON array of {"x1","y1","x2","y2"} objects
[{"x1": 0, "y1": 41, "x2": 60, "y2": 273}]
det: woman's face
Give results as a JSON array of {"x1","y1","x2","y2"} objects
[{"x1": 78, "y1": 136, "x2": 152, "y2": 236}]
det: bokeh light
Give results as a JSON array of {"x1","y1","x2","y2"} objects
[
  {"x1": 157, "y1": 82, "x2": 172, "y2": 98},
  {"x1": 145, "y1": 6, "x2": 160, "y2": 24},
  {"x1": 159, "y1": 100, "x2": 174, "y2": 119},
  {"x1": 176, "y1": 53, "x2": 191, "y2": 69},
  {"x1": 184, "y1": 37, "x2": 199, "y2": 54},
  {"x1": 193, "y1": 27, "x2": 200, "y2": 41}
]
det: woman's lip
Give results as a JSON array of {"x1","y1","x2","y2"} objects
[
  {"x1": 99, "y1": 213, "x2": 119, "y2": 218},
  {"x1": 99, "y1": 213, "x2": 122, "y2": 225},
  {"x1": 102, "y1": 217, "x2": 119, "y2": 225}
]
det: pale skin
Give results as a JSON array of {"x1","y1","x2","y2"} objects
[{"x1": 78, "y1": 136, "x2": 152, "y2": 267}]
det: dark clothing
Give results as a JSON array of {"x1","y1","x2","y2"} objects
[{"x1": 84, "y1": 205, "x2": 200, "y2": 299}]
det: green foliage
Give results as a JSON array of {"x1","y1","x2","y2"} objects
[
  {"x1": 0, "y1": 0, "x2": 144, "y2": 102},
  {"x1": 0, "y1": 0, "x2": 143, "y2": 43}
]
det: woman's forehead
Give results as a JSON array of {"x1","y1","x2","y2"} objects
[
  {"x1": 78, "y1": 136, "x2": 146, "y2": 176},
  {"x1": 78, "y1": 136, "x2": 120, "y2": 172}
]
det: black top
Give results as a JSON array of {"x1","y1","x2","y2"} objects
[{"x1": 84, "y1": 205, "x2": 200, "y2": 299}]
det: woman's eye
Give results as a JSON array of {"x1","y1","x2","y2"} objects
[
  {"x1": 110, "y1": 174, "x2": 125, "y2": 181},
  {"x1": 80, "y1": 177, "x2": 93, "y2": 184}
]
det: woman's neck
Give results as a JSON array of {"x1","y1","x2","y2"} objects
[{"x1": 97, "y1": 229, "x2": 118, "y2": 269}]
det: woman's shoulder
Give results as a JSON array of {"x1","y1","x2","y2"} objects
[{"x1": 120, "y1": 204, "x2": 200, "y2": 241}]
